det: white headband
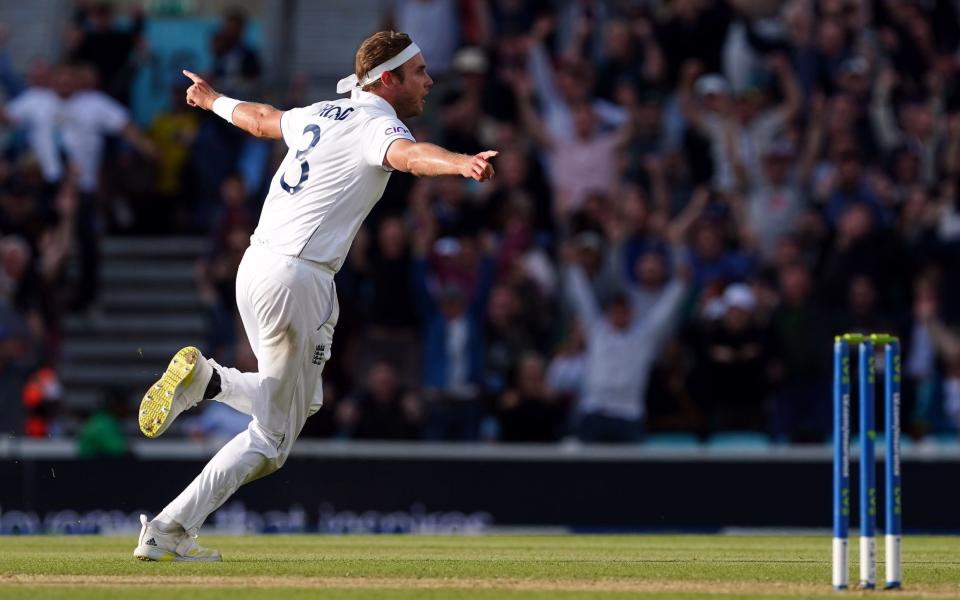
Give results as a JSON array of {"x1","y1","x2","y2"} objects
[{"x1": 336, "y1": 42, "x2": 421, "y2": 94}]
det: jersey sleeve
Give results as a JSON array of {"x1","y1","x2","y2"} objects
[{"x1": 360, "y1": 115, "x2": 416, "y2": 171}]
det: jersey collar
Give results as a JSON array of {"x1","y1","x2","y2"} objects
[{"x1": 351, "y1": 89, "x2": 399, "y2": 117}]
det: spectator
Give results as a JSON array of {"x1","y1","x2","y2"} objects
[
  {"x1": 871, "y1": 68, "x2": 946, "y2": 187},
  {"x1": 67, "y1": 1, "x2": 145, "y2": 105},
  {"x1": 742, "y1": 141, "x2": 806, "y2": 261},
  {"x1": 679, "y1": 188, "x2": 755, "y2": 297},
  {"x1": 592, "y1": 16, "x2": 664, "y2": 101},
  {"x1": 496, "y1": 352, "x2": 565, "y2": 441},
  {"x1": 75, "y1": 391, "x2": 127, "y2": 459},
  {"x1": 821, "y1": 202, "x2": 908, "y2": 311},
  {"x1": 562, "y1": 236, "x2": 687, "y2": 442},
  {"x1": 412, "y1": 225, "x2": 494, "y2": 441},
  {"x1": 524, "y1": 16, "x2": 627, "y2": 144},
  {"x1": 351, "y1": 216, "x2": 421, "y2": 385},
  {"x1": 0, "y1": 64, "x2": 75, "y2": 190},
  {"x1": 692, "y1": 283, "x2": 770, "y2": 432},
  {"x1": 145, "y1": 85, "x2": 201, "y2": 231},
  {"x1": 530, "y1": 99, "x2": 631, "y2": 214},
  {"x1": 484, "y1": 284, "x2": 537, "y2": 396},
  {"x1": 483, "y1": 146, "x2": 553, "y2": 238},
  {"x1": 911, "y1": 271, "x2": 960, "y2": 436},
  {"x1": 439, "y1": 47, "x2": 502, "y2": 155},
  {"x1": 22, "y1": 366, "x2": 63, "y2": 438},
  {"x1": 679, "y1": 53, "x2": 801, "y2": 194},
  {"x1": 821, "y1": 145, "x2": 889, "y2": 228},
  {"x1": 210, "y1": 8, "x2": 262, "y2": 97},
  {"x1": 337, "y1": 361, "x2": 422, "y2": 440},
  {"x1": 768, "y1": 264, "x2": 829, "y2": 442}
]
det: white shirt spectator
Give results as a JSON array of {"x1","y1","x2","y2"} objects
[
  {"x1": 5, "y1": 87, "x2": 65, "y2": 183},
  {"x1": 746, "y1": 173, "x2": 804, "y2": 260},
  {"x1": 6, "y1": 88, "x2": 130, "y2": 191},
  {"x1": 62, "y1": 90, "x2": 130, "y2": 192},
  {"x1": 527, "y1": 42, "x2": 627, "y2": 142},
  {"x1": 565, "y1": 265, "x2": 686, "y2": 421},
  {"x1": 703, "y1": 110, "x2": 787, "y2": 192}
]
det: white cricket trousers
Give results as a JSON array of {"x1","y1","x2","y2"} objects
[{"x1": 159, "y1": 244, "x2": 338, "y2": 531}]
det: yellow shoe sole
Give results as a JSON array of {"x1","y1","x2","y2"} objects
[{"x1": 139, "y1": 346, "x2": 201, "y2": 438}]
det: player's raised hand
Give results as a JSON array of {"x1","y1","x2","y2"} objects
[
  {"x1": 182, "y1": 70, "x2": 220, "y2": 111},
  {"x1": 462, "y1": 150, "x2": 498, "y2": 182}
]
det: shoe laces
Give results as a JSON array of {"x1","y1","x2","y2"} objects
[{"x1": 176, "y1": 527, "x2": 212, "y2": 555}]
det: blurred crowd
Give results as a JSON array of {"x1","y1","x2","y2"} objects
[{"x1": 4, "y1": 0, "x2": 960, "y2": 446}]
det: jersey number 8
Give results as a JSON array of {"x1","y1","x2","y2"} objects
[{"x1": 281, "y1": 124, "x2": 322, "y2": 194}]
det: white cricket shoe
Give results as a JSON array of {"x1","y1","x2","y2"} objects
[
  {"x1": 139, "y1": 346, "x2": 213, "y2": 438},
  {"x1": 133, "y1": 514, "x2": 222, "y2": 562}
]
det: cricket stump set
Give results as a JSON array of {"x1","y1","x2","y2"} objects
[{"x1": 833, "y1": 333, "x2": 902, "y2": 590}]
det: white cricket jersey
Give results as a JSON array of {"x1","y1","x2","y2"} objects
[{"x1": 252, "y1": 90, "x2": 415, "y2": 270}]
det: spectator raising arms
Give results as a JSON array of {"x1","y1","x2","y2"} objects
[{"x1": 561, "y1": 230, "x2": 688, "y2": 442}]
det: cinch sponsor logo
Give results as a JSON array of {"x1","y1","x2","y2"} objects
[{"x1": 385, "y1": 126, "x2": 409, "y2": 136}]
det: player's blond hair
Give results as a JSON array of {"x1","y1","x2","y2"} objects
[{"x1": 355, "y1": 31, "x2": 412, "y2": 91}]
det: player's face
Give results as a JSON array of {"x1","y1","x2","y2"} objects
[{"x1": 396, "y1": 54, "x2": 433, "y2": 118}]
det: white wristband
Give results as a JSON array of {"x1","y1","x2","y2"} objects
[{"x1": 212, "y1": 96, "x2": 242, "y2": 124}]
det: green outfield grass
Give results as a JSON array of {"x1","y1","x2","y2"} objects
[{"x1": 1, "y1": 534, "x2": 959, "y2": 599}]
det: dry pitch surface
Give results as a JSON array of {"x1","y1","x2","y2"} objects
[{"x1": 1, "y1": 534, "x2": 959, "y2": 599}]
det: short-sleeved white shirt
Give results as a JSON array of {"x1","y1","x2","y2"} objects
[
  {"x1": 252, "y1": 90, "x2": 415, "y2": 270},
  {"x1": 62, "y1": 91, "x2": 130, "y2": 192},
  {"x1": 5, "y1": 87, "x2": 65, "y2": 183},
  {"x1": 5, "y1": 88, "x2": 129, "y2": 190}
]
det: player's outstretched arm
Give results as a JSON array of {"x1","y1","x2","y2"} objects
[
  {"x1": 182, "y1": 70, "x2": 283, "y2": 140},
  {"x1": 385, "y1": 139, "x2": 497, "y2": 182}
]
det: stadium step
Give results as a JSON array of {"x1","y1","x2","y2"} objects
[
  {"x1": 60, "y1": 236, "x2": 213, "y2": 423},
  {"x1": 100, "y1": 289, "x2": 205, "y2": 312},
  {"x1": 102, "y1": 237, "x2": 211, "y2": 258},
  {"x1": 60, "y1": 365, "x2": 166, "y2": 388},
  {"x1": 63, "y1": 315, "x2": 207, "y2": 336},
  {"x1": 101, "y1": 261, "x2": 199, "y2": 285},
  {"x1": 62, "y1": 339, "x2": 205, "y2": 363},
  {"x1": 64, "y1": 389, "x2": 105, "y2": 411}
]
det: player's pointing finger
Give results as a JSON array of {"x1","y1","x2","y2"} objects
[
  {"x1": 182, "y1": 69, "x2": 204, "y2": 84},
  {"x1": 478, "y1": 150, "x2": 498, "y2": 160}
]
